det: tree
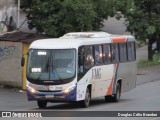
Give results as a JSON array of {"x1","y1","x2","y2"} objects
[
  {"x1": 114, "y1": 0, "x2": 160, "y2": 60},
  {"x1": 21, "y1": 0, "x2": 113, "y2": 37}
]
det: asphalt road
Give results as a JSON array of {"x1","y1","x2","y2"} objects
[
  {"x1": 0, "y1": 76, "x2": 160, "y2": 111},
  {"x1": 0, "y1": 74, "x2": 160, "y2": 120}
]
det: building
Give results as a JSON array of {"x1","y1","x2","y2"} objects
[{"x1": 0, "y1": 31, "x2": 48, "y2": 89}]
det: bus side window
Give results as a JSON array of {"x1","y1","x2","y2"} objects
[
  {"x1": 119, "y1": 43, "x2": 127, "y2": 62},
  {"x1": 132, "y1": 42, "x2": 136, "y2": 60},
  {"x1": 85, "y1": 46, "x2": 94, "y2": 68},
  {"x1": 78, "y1": 47, "x2": 85, "y2": 73},
  {"x1": 103, "y1": 44, "x2": 112, "y2": 63},
  {"x1": 127, "y1": 42, "x2": 136, "y2": 61},
  {"x1": 111, "y1": 43, "x2": 119, "y2": 63},
  {"x1": 94, "y1": 45, "x2": 103, "y2": 64}
]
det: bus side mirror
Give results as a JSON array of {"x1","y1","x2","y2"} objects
[{"x1": 21, "y1": 56, "x2": 25, "y2": 67}]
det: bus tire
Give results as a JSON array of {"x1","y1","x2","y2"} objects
[
  {"x1": 105, "y1": 96, "x2": 113, "y2": 102},
  {"x1": 81, "y1": 87, "x2": 91, "y2": 108},
  {"x1": 113, "y1": 83, "x2": 121, "y2": 102},
  {"x1": 37, "y1": 100, "x2": 47, "y2": 109}
]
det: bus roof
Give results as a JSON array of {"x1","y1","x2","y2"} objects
[
  {"x1": 29, "y1": 32, "x2": 135, "y2": 49},
  {"x1": 61, "y1": 32, "x2": 111, "y2": 38}
]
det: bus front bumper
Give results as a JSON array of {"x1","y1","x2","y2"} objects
[{"x1": 26, "y1": 87, "x2": 76, "y2": 102}]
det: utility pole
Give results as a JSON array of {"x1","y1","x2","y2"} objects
[{"x1": 17, "y1": 0, "x2": 20, "y2": 29}]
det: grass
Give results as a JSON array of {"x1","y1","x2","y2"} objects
[
  {"x1": 0, "y1": 84, "x2": 21, "y2": 91},
  {"x1": 0, "y1": 84, "x2": 4, "y2": 88},
  {"x1": 136, "y1": 41, "x2": 146, "y2": 48},
  {"x1": 138, "y1": 53, "x2": 160, "y2": 68}
]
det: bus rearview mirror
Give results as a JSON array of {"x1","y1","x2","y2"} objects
[{"x1": 21, "y1": 56, "x2": 25, "y2": 67}]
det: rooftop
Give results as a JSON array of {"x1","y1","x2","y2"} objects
[{"x1": 0, "y1": 31, "x2": 49, "y2": 43}]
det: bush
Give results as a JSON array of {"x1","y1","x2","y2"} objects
[{"x1": 138, "y1": 53, "x2": 160, "y2": 67}]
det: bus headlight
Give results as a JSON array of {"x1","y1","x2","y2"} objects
[
  {"x1": 63, "y1": 85, "x2": 76, "y2": 93},
  {"x1": 26, "y1": 85, "x2": 37, "y2": 93}
]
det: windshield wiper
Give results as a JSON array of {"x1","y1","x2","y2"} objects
[{"x1": 46, "y1": 58, "x2": 50, "y2": 72}]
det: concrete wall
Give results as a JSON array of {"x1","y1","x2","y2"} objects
[
  {"x1": 0, "y1": 41, "x2": 22, "y2": 87},
  {"x1": 22, "y1": 43, "x2": 30, "y2": 90}
]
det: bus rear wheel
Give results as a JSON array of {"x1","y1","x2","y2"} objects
[
  {"x1": 80, "y1": 87, "x2": 91, "y2": 108},
  {"x1": 105, "y1": 96, "x2": 113, "y2": 102},
  {"x1": 37, "y1": 100, "x2": 47, "y2": 109},
  {"x1": 113, "y1": 83, "x2": 121, "y2": 102}
]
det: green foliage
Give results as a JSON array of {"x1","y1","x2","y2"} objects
[
  {"x1": 123, "y1": 0, "x2": 160, "y2": 40},
  {"x1": 0, "y1": 84, "x2": 4, "y2": 89},
  {"x1": 111, "y1": 0, "x2": 160, "y2": 39},
  {"x1": 91, "y1": 0, "x2": 117, "y2": 27},
  {"x1": 113, "y1": 0, "x2": 160, "y2": 60},
  {"x1": 136, "y1": 40, "x2": 146, "y2": 48},
  {"x1": 138, "y1": 53, "x2": 160, "y2": 67},
  {"x1": 21, "y1": 0, "x2": 113, "y2": 37},
  {"x1": 58, "y1": 0, "x2": 96, "y2": 36}
]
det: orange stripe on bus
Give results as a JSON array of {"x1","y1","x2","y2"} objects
[
  {"x1": 112, "y1": 37, "x2": 126, "y2": 43},
  {"x1": 114, "y1": 64, "x2": 116, "y2": 70},
  {"x1": 106, "y1": 76, "x2": 114, "y2": 96},
  {"x1": 106, "y1": 64, "x2": 117, "y2": 96}
]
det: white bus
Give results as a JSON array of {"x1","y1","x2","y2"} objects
[{"x1": 25, "y1": 32, "x2": 137, "y2": 108}]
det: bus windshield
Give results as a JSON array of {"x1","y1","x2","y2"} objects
[{"x1": 27, "y1": 49, "x2": 76, "y2": 83}]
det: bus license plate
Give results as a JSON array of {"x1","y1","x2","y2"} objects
[{"x1": 45, "y1": 95, "x2": 54, "y2": 98}]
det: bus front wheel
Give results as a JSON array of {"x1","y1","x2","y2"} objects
[
  {"x1": 80, "y1": 87, "x2": 91, "y2": 108},
  {"x1": 37, "y1": 100, "x2": 47, "y2": 109}
]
